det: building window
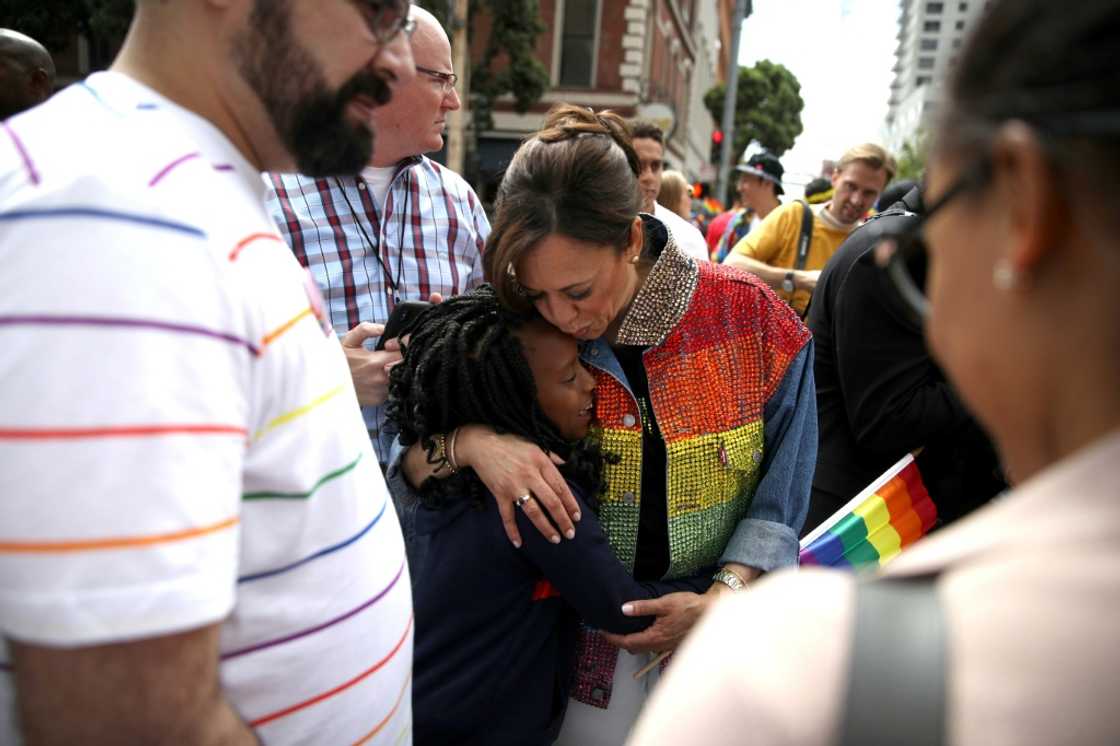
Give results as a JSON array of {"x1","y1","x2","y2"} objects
[
  {"x1": 959, "y1": 2, "x2": 968, "y2": 10},
  {"x1": 921, "y1": 38, "x2": 939, "y2": 50},
  {"x1": 924, "y1": 20, "x2": 941, "y2": 31},
  {"x1": 926, "y1": 2, "x2": 944, "y2": 12},
  {"x1": 558, "y1": 0, "x2": 599, "y2": 87},
  {"x1": 956, "y1": 20, "x2": 966, "y2": 29},
  {"x1": 918, "y1": 57, "x2": 935, "y2": 69},
  {"x1": 953, "y1": 38, "x2": 962, "y2": 48},
  {"x1": 916, "y1": 75, "x2": 932, "y2": 86}
]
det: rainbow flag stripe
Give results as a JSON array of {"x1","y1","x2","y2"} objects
[{"x1": 799, "y1": 455, "x2": 937, "y2": 570}]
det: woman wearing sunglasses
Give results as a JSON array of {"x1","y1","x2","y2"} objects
[{"x1": 627, "y1": 0, "x2": 1120, "y2": 743}]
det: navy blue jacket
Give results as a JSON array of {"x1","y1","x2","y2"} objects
[{"x1": 411, "y1": 486, "x2": 711, "y2": 746}]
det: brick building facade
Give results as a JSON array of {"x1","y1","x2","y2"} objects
[{"x1": 472, "y1": 0, "x2": 735, "y2": 203}]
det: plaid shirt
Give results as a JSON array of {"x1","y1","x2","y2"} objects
[{"x1": 265, "y1": 156, "x2": 488, "y2": 463}]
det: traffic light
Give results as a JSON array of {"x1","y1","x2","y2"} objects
[{"x1": 710, "y1": 129, "x2": 723, "y2": 163}]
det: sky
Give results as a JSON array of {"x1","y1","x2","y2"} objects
[{"x1": 735, "y1": 0, "x2": 901, "y2": 190}]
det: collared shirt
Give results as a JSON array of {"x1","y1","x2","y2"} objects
[
  {"x1": 653, "y1": 202, "x2": 710, "y2": 263},
  {"x1": 265, "y1": 159, "x2": 489, "y2": 463},
  {"x1": 729, "y1": 201, "x2": 853, "y2": 315},
  {"x1": 0, "y1": 72, "x2": 412, "y2": 745}
]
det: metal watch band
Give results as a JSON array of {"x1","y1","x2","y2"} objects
[{"x1": 712, "y1": 568, "x2": 747, "y2": 591}]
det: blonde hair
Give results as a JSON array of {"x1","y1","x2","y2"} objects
[
  {"x1": 657, "y1": 170, "x2": 691, "y2": 215},
  {"x1": 836, "y1": 143, "x2": 897, "y2": 183}
]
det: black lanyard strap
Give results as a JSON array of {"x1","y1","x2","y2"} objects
[
  {"x1": 334, "y1": 172, "x2": 410, "y2": 304},
  {"x1": 794, "y1": 199, "x2": 814, "y2": 271}
]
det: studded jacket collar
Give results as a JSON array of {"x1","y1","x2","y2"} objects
[{"x1": 613, "y1": 214, "x2": 700, "y2": 348}]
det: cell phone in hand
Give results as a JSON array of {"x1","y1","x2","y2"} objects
[{"x1": 375, "y1": 300, "x2": 432, "y2": 350}]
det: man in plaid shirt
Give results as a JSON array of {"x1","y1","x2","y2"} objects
[{"x1": 266, "y1": 6, "x2": 488, "y2": 467}]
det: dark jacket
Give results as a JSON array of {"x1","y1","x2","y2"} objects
[
  {"x1": 410, "y1": 485, "x2": 710, "y2": 746},
  {"x1": 803, "y1": 188, "x2": 1005, "y2": 536}
]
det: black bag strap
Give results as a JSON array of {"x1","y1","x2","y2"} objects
[
  {"x1": 839, "y1": 577, "x2": 946, "y2": 746},
  {"x1": 794, "y1": 199, "x2": 814, "y2": 271}
]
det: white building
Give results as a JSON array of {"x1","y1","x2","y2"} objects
[{"x1": 884, "y1": 0, "x2": 987, "y2": 154}]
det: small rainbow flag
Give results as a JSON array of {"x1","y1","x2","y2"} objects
[{"x1": 799, "y1": 454, "x2": 937, "y2": 570}]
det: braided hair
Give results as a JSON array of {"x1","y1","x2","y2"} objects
[{"x1": 385, "y1": 285, "x2": 610, "y2": 510}]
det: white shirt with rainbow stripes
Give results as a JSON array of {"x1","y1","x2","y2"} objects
[{"x1": 0, "y1": 72, "x2": 413, "y2": 744}]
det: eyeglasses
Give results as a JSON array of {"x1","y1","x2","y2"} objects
[
  {"x1": 353, "y1": 0, "x2": 417, "y2": 44},
  {"x1": 415, "y1": 65, "x2": 459, "y2": 95},
  {"x1": 879, "y1": 161, "x2": 990, "y2": 321}
]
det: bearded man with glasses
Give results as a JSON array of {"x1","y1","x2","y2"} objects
[
  {"x1": 267, "y1": 5, "x2": 490, "y2": 472},
  {"x1": 0, "y1": 0, "x2": 417, "y2": 743}
]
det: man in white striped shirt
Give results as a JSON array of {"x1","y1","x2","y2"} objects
[
  {"x1": 0, "y1": 1, "x2": 417, "y2": 744},
  {"x1": 266, "y1": 6, "x2": 490, "y2": 468}
]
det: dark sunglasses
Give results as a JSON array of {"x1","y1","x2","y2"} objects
[{"x1": 880, "y1": 161, "x2": 991, "y2": 321}]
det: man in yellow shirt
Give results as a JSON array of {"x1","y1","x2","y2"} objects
[{"x1": 723, "y1": 143, "x2": 895, "y2": 316}]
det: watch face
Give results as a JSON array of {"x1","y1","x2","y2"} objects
[
  {"x1": 714, "y1": 569, "x2": 745, "y2": 591},
  {"x1": 782, "y1": 278, "x2": 795, "y2": 293}
]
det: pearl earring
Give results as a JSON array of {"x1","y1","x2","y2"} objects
[
  {"x1": 629, "y1": 254, "x2": 640, "y2": 265},
  {"x1": 992, "y1": 259, "x2": 1019, "y2": 291}
]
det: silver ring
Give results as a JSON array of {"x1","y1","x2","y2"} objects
[{"x1": 515, "y1": 493, "x2": 532, "y2": 508}]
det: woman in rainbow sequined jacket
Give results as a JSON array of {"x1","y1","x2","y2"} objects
[{"x1": 391, "y1": 105, "x2": 816, "y2": 743}]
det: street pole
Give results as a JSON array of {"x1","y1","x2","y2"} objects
[
  {"x1": 446, "y1": 0, "x2": 470, "y2": 174},
  {"x1": 716, "y1": 0, "x2": 751, "y2": 204}
]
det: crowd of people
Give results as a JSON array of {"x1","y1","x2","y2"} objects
[{"x1": 0, "y1": 0, "x2": 1117, "y2": 744}]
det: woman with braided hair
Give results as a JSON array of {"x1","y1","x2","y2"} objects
[
  {"x1": 388, "y1": 286, "x2": 711, "y2": 746},
  {"x1": 390, "y1": 104, "x2": 816, "y2": 742}
]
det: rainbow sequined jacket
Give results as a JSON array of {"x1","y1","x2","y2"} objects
[{"x1": 570, "y1": 216, "x2": 817, "y2": 710}]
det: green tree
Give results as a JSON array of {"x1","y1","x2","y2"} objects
[
  {"x1": 0, "y1": 0, "x2": 132, "y2": 69},
  {"x1": 704, "y1": 59, "x2": 804, "y2": 162},
  {"x1": 894, "y1": 131, "x2": 928, "y2": 181}
]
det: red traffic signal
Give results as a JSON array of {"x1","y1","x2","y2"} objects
[{"x1": 711, "y1": 129, "x2": 724, "y2": 145}]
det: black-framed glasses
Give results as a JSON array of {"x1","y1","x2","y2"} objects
[
  {"x1": 415, "y1": 65, "x2": 459, "y2": 95},
  {"x1": 879, "y1": 161, "x2": 991, "y2": 321},
  {"x1": 353, "y1": 0, "x2": 417, "y2": 44}
]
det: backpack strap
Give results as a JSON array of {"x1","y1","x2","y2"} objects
[
  {"x1": 794, "y1": 199, "x2": 814, "y2": 271},
  {"x1": 839, "y1": 577, "x2": 947, "y2": 746}
]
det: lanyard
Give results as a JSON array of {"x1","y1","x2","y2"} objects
[{"x1": 334, "y1": 173, "x2": 409, "y2": 305}]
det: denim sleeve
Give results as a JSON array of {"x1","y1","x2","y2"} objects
[
  {"x1": 719, "y1": 341, "x2": 817, "y2": 572},
  {"x1": 384, "y1": 437, "x2": 423, "y2": 552}
]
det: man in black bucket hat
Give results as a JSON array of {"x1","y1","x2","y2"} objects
[{"x1": 712, "y1": 151, "x2": 785, "y2": 261}]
